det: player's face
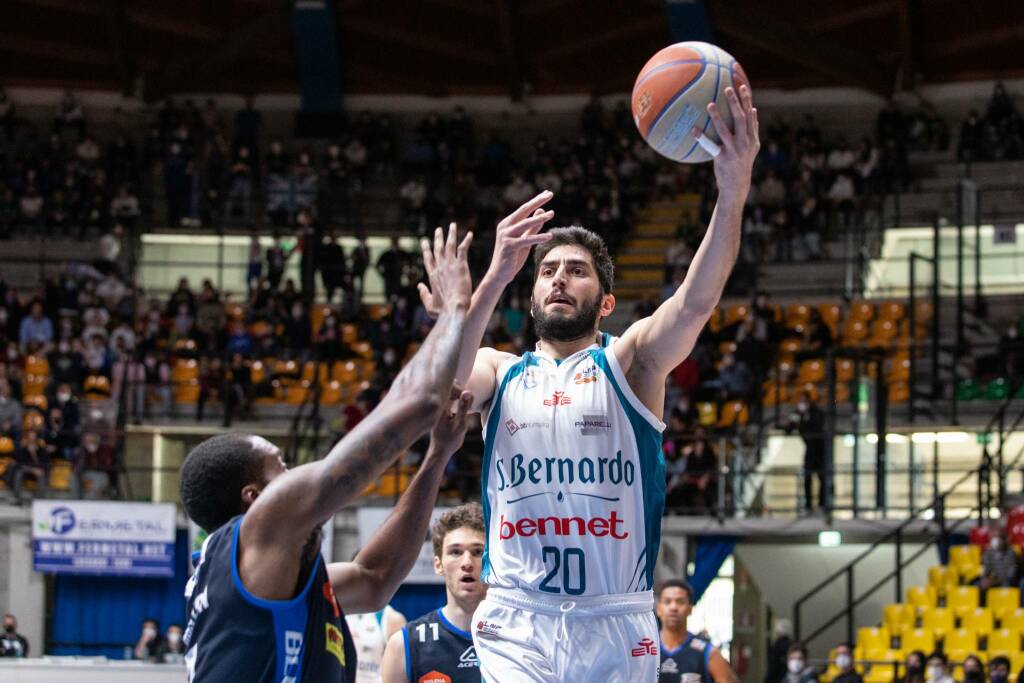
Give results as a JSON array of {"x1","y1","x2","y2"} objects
[
  {"x1": 531, "y1": 245, "x2": 613, "y2": 342},
  {"x1": 656, "y1": 586, "x2": 692, "y2": 630},
  {"x1": 435, "y1": 527, "x2": 486, "y2": 603}
]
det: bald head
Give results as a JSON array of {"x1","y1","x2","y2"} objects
[{"x1": 180, "y1": 433, "x2": 285, "y2": 533}]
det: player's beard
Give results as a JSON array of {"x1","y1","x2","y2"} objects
[{"x1": 531, "y1": 292, "x2": 602, "y2": 342}]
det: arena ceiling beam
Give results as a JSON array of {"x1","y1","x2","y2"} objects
[
  {"x1": 540, "y1": 15, "x2": 666, "y2": 60},
  {"x1": 803, "y1": 1, "x2": 898, "y2": 33},
  {"x1": 922, "y1": 25, "x2": 1024, "y2": 59},
  {"x1": 146, "y1": 11, "x2": 287, "y2": 100},
  {"x1": 707, "y1": 0, "x2": 890, "y2": 95},
  {"x1": 0, "y1": 33, "x2": 109, "y2": 66},
  {"x1": 343, "y1": 17, "x2": 499, "y2": 66}
]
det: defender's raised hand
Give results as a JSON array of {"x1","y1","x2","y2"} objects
[
  {"x1": 488, "y1": 190, "x2": 556, "y2": 284},
  {"x1": 418, "y1": 222, "x2": 473, "y2": 315}
]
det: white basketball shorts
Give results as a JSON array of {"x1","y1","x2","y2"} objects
[{"x1": 471, "y1": 586, "x2": 659, "y2": 683}]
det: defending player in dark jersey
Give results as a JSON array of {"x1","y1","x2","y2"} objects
[
  {"x1": 180, "y1": 226, "x2": 476, "y2": 683},
  {"x1": 381, "y1": 504, "x2": 486, "y2": 683},
  {"x1": 657, "y1": 579, "x2": 738, "y2": 683}
]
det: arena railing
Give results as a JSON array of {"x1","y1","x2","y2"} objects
[{"x1": 792, "y1": 393, "x2": 1024, "y2": 648}]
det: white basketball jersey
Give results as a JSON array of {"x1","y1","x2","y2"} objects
[
  {"x1": 346, "y1": 607, "x2": 396, "y2": 683},
  {"x1": 480, "y1": 334, "x2": 666, "y2": 596}
]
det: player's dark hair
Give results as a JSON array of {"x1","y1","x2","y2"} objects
[
  {"x1": 656, "y1": 578, "x2": 695, "y2": 603},
  {"x1": 533, "y1": 226, "x2": 614, "y2": 295},
  {"x1": 431, "y1": 503, "x2": 485, "y2": 558},
  {"x1": 180, "y1": 433, "x2": 270, "y2": 533}
]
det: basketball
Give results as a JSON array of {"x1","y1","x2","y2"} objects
[{"x1": 631, "y1": 41, "x2": 751, "y2": 164}]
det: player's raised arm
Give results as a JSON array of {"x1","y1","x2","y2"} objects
[
  {"x1": 618, "y1": 84, "x2": 760, "y2": 379},
  {"x1": 417, "y1": 192, "x2": 555, "y2": 411},
  {"x1": 327, "y1": 387, "x2": 474, "y2": 614},
  {"x1": 237, "y1": 225, "x2": 472, "y2": 600}
]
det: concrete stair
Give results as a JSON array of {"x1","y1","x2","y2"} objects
[{"x1": 613, "y1": 194, "x2": 701, "y2": 302}]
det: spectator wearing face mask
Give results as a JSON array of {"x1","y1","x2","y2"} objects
[
  {"x1": 832, "y1": 643, "x2": 862, "y2": 683},
  {"x1": 962, "y1": 655, "x2": 986, "y2": 683},
  {"x1": 764, "y1": 618, "x2": 793, "y2": 683},
  {"x1": 134, "y1": 617, "x2": 166, "y2": 662},
  {"x1": 925, "y1": 653, "x2": 955, "y2": 683},
  {"x1": 902, "y1": 650, "x2": 927, "y2": 683},
  {"x1": 780, "y1": 642, "x2": 818, "y2": 683},
  {"x1": 0, "y1": 613, "x2": 29, "y2": 657},
  {"x1": 988, "y1": 656, "x2": 1009, "y2": 683},
  {"x1": 163, "y1": 623, "x2": 185, "y2": 663},
  {"x1": 979, "y1": 529, "x2": 1020, "y2": 592}
]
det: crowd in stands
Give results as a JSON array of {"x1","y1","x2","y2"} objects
[{"x1": 959, "y1": 83, "x2": 1024, "y2": 162}]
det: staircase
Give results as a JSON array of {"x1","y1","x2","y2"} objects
[{"x1": 614, "y1": 194, "x2": 701, "y2": 300}]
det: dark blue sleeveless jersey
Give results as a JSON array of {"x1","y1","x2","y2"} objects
[
  {"x1": 183, "y1": 515, "x2": 357, "y2": 683},
  {"x1": 659, "y1": 632, "x2": 712, "y2": 683},
  {"x1": 402, "y1": 609, "x2": 480, "y2": 682}
]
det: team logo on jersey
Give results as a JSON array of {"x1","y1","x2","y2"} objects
[
  {"x1": 632, "y1": 637, "x2": 658, "y2": 657},
  {"x1": 418, "y1": 672, "x2": 451, "y2": 683},
  {"x1": 543, "y1": 391, "x2": 572, "y2": 406},
  {"x1": 661, "y1": 658, "x2": 679, "y2": 673},
  {"x1": 574, "y1": 366, "x2": 600, "y2": 384},
  {"x1": 325, "y1": 623, "x2": 346, "y2": 667},
  {"x1": 322, "y1": 580, "x2": 340, "y2": 618},
  {"x1": 458, "y1": 646, "x2": 479, "y2": 668},
  {"x1": 575, "y1": 413, "x2": 611, "y2": 435},
  {"x1": 505, "y1": 419, "x2": 550, "y2": 435}
]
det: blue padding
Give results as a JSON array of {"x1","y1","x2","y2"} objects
[
  {"x1": 51, "y1": 530, "x2": 189, "y2": 658},
  {"x1": 388, "y1": 583, "x2": 447, "y2": 623},
  {"x1": 689, "y1": 535, "x2": 736, "y2": 603}
]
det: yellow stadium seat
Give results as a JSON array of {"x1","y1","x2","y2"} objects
[
  {"x1": 945, "y1": 627, "x2": 978, "y2": 654},
  {"x1": 857, "y1": 627, "x2": 891, "y2": 652},
  {"x1": 762, "y1": 381, "x2": 789, "y2": 407},
  {"x1": 22, "y1": 412, "x2": 44, "y2": 432},
  {"x1": 878, "y1": 302, "x2": 905, "y2": 322},
  {"x1": 25, "y1": 354, "x2": 49, "y2": 376},
  {"x1": 948, "y1": 586, "x2": 980, "y2": 618},
  {"x1": 1001, "y1": 608, "x2": 1024, "y2": 633},
  {"x1": 988, "y1": 629, "x2": 1021, "y2": 656},
  {"x1": 697, "y1": 402, "x2": 718, "y2": 427},
  {"x1": 900, "y1": 627, "x2": 935, "y2": 654},
  {"x1": 321, "y1": 381, "x2": 344, "y2": 406},
  {"x1": 884, "y1": 604, "x2": 916, "y2": 634},
  {"x1": 49, "y1": 460, "x2": 72, "y2": 491},
  {"x1": 843, "y1": 319, "x2": 869, "y2": 345},
  {"x1": 22, "y1": 394, "x2": 48, "y2": 413},
  {"x1": 23, "y1": 374, "x2": 47, "y2": 398},
  {"x1": 333, "y1": 360, "x2": 359, "y2": 384},
  {"x1": 351, "y1": 341, "x2": 373, "y2": 360},
  {"x1": 173, "y1": 379, "x2": 200, "y2": 404},
  {"x1": 786, "y1": 304, "x2": 811, "y2": 327},
  {"x1": 172, "y1": 359, "x2": 199, "y2": 383},
  {"x1": 0, "y1": 455, "x2": 13, "y2": 488},
  {"x1": 920, "y1": 607, "x2": 955, "y2": 638},
  {"x1": 950, "y1": 545, "x2": 983, "y2": 580},
  {"x1": 340, "y1": 323, "x2": 358, "y2": 344},
  {"x1": 717, "y1": 401, "x2": 749, "y2": 428},
  {"x1": 864, "y1": 656, "x2": 903, "y2": 683},
  {"x1": 906, "y1": 585, "x2": 937, "y2": 611},
  {"x1": 779, "y1": 338, "x2": 802, "y2": 356},
  {"x1": 725, "y1": 304, "x2": 749, "y2": 326},
  {"x1": 797, "y1": 359, "x2": 826, "y2": 384},
  {"x1": 0, "y1": 437, "x2": 14, "y2": 455},
  {"x1": 849, "y1": 300, "x2": 875, "y2": 322},
  {"x1": 888, "y1": 382, "x2": 911, "y2": 404},
  {"x1": 83, "y1": 375, "x2": 111, "y2": 400},
  {"x1": 718, "y1": 341, "x2": 737, "y2": 357},
  {"x1": 959, "y1": 607, "x2": 993, "y2": 639},
  {"x1": 988, "y1": 589, "x2": 1021, "y2": 621},
  {"x1": 250, "y1": 360, "x2": 266, "y2": 384},
  {"x1": 366, "y1": 304, "x2": 391, "y2": 322},
  {"x1": 928, "y1": 565, "x2": 959, "y2": 593}
]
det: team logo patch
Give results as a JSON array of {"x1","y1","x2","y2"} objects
[
  {"x1": 661, "y1": 658, "x2": 679, "y2": 673},
  {"x1": 690, "y1": 638, "x2": 707, "y2": 652},
  {"x1": 505, "y1": 419, "x2": 519, "y2": 435},
  {"x1": 631, "y1": 637, "x2": 658, "y2": 657},
  {"x1": 325, "y1": 623, "x2": 346, "y2": 666},
  {"x1": 575, "y1": 413, "x2": 611, "y2": 435},
  {"x1": 418, "y1": 672, "x2": 451, "y2": 683},
  {"x1": 574, "y1": 366, "x2": 600, "y2": 384},
  {"x1": 322, "y1": 580, "x2": 340, "y2": 618},
  {"x1": 458, "y1": 646, "x2": 479, "y2": 668},
  {"x1": 504, "y1": 419, "x2": 549, "y2": 436},
  {"x1": 543, "y1": 391, "x2": 571, "y2": 406}
]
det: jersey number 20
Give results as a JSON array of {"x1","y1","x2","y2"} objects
[{"x1": 538, "y1": 546, "x2": 586, "y2": 595}]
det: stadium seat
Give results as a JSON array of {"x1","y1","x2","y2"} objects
[
  {"x1": 0, "y1": 456, "x2": 13, "y2": 488},
  {"x1": 818, "y1": 303, "x2": 841, "y2": 336},
  {"x1": 300, "y1": 361, "x2": 329, "y2": 385},
  {"x1": 24, "y1": 354, "x2": 49, "y2": 376},
  {"x1": 725, "y1": 304, "x2": 749, "y2": 326},
  {"x1": 173, "y1": 379, "x2": 200, "y2": 404},
  {"x1": 920, "y1": 606, "x2": 955, "y2": 638},
  {"x1": 225, "y1": 303, "x2": 244, "y2": 321},
  {"x1": 333, "y1": 360, "x2": 359, "y2": 384},
  {"x1": 947, "y1": 586, "x2": 980, "y2": 618},
  {"x1": 888, "y1": 382, "x2": 910, "y2": 404},
  {"x1": 23, "y1": 374, "x2": 46, "y2": 398},
  {"x1": 84, "y1": 375, "x2": 111, "y2": 400},
  {"x1": 883, "y1": 603, "x2": 916, "y2": 634},
  {"x1": 321, "y1": 381, "x2": 344, "y2": 406},
  {"x1": 857, "y1": 627, "x2": 891, "y2": 653},
  {"x1": 868, "y1": 319, "x2": 898, "y2": 348},
  {"x1": 285, "y1": 382, "x2": 310, "y2": 405},
  {"x1": 984, "y1": 378, "x2": 1011, "y2": 400},
  {"x1": 878, "y1": 302, "x2": 905, "y2": 322},
  {"x1": 22, "y1": 411, "x2": 44, "y2": 432},
  {"x1": 250, "y1": 360, "x2": 266, "y2": 384},
  {"x1": 708, "y1": 308, "x2": 722, "y2": 334},
  {"x1": 351, "y1": 341, "x2": 373, "y2": 360},
  {"x1": 833, "y1": 382, "x2": 851, "y2": 404},
  {"x1": 843, "y1": 319, "x2": 869, "y2": 345},
  {"x1": 836, "y1": 359, "x2": 855, "y2": 383},
  {"x1": 366, "y1": 304, "x2": 391, "y2": 322},
  {"x1": 49, "y1": 460, "x2": 73, "y2": 491},
  {"x1": 697, "y1": 402, "x2": 718, "y2": 427},
  {"x1": 928, "y1": 565, "x2": 959, "y2": 593},
  {"x1": 863, "y1": 659, "x2": 902, "y2": 683},
  {"x1": 762, "y1": 381, "x2": 789, "y2": 407},
  {"x1": 717, "y1": 401, "x2": 749, "y2": 428},
  {"x1": 887, "y1": 356, "x2": 911, "y2": 383},
  {"x1": 792, "y1": 383, "x2": 820, "y2": 404},
  {"x1": 951, "y1": 545, "x2": 983, "y2": 581},
  {"x1": 249, "y1": 320, "x2": 274, "y2": 337},
  {"x1": 22, "y1": 394, "x2": 48, "y2": 413},
  {"x1": 785, "y1": 304, "x2": 811, "y2": 328},
  {"x1": 955, "y1": 379, "x2": 981, "y2": 401},
  {"x1": 1007, "y1": 507, "x2": 1024, "y2": 528},
  {"x1": 906, "y1": 585, "x2": 937, "y2": 611},
  {"x1": 987, "y1": 628, "x2": 1021, "y2": 654},
  {"x1": 797, "y1": 359, "x2": 826, "y2": 384},
  {"x1": 989, "y1": 590, "x2": 1021, "y2": 621},
  {"x1": 340, "y1": 323, "x2": 359, "y2": 344},
  {"x1": 172, "y1": 359, "x2": 199, "y2": 383},
  {"x1": 849, "y1": 300, "x2": 874, "y2": 322},
  {"x1": 1001, "y1": 608, "x2": 1024, "y2": 634},
  {"x1": 274, "y1": 360, "x2": 300, "y2": 384},
  {"x1": 944, "y1": 628, "x2": 979, "y2": 662},
  {"x1": 0, "y1": 437, "x2": 13, "y2": 455},
  {"x1": 900, "y1": 627, "x2": 935, "y2": 654},
  {"x1": 960, "y1": 607, "x2": 994, "y2": 637}
]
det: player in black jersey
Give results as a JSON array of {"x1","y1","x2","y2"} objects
[
  {"x1": 179, "y1": 226, "x2": 478, "y2": 683},
  {"x1": 657, "y1": 579, "x2": 738, "y2": 683},
  {"x1": 381, "y1": 503, "x2": 486, "y2": 683}
]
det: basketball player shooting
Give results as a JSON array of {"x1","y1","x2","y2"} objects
[
  {"x1": 179, "y1": 226, "x2": 476, "y2": 683},
  {"x1": 417, "y1": 84, "x2": 759, "y2": 682}
]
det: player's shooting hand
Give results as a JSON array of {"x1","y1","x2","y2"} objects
[
  {"x1": 693, "y1": 84, "x2": 760, "y2": 200},
  {"x1": 417, "y1": 222, "x2": 473, "y2": 315},
  {"x1": 488, "y1": 190, "x2": 556, "y2": 285},
  {"x1": 428, "y1": 386, "x2": 474, "y2": 458}
]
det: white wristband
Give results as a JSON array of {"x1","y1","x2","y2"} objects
[{"x1": 696, "y1": 133, "x2": 721, "y2": 158}]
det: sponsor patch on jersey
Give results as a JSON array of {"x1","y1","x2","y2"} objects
[
  {"x1": 573, "y1": 366, "x2": 600, "y2": 384},
  {"x1": 458, "y1": 646, "x2": 479, "y2": 668},
  {"x1": 322, "y1": 580, "x2": 340, "y2": 618},
  {"x1": 542, "y1": 390, "x2": 572, "y2": 406},
  {"x1": 476, "y1": 620, "x2": 502, "y2": 636},
  {"x1": 689, "y1": 638, "x2": 707, "y2": 652},
  {"x1": 418, "y1": 672, "x2": 452, "y2": 683},
  {"x1": 632, "y1": 637, "x2": 658, "y2": 657},
  {"x1": 661, "y1": 657, "x2": 679, "y2": 673},
  {"x1": 504, "y1": 418, "x2": 550, "y2": 435},
  {"x1": 325, "y1": 623, "x2": 346, "y2": 667},
  {"x1": 575, "y1": 413, "x2": 611, "y2": 435}
]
